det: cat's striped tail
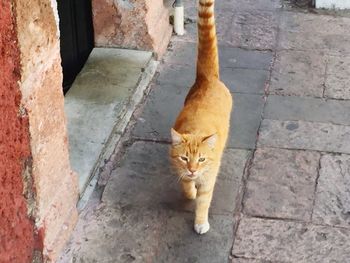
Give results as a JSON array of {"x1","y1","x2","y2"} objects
[{"x1": 196, "y1": 0, "x2": 219, "y2": 80}]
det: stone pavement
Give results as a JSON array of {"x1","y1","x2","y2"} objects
[{"x1": 59, "y1": 1, "x2": 350, "y2": 262}]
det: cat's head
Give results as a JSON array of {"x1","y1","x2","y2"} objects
[{"x1": 170, "y1": 128, "x2": 217, "y2": 180}]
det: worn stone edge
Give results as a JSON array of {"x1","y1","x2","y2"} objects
[{"x1": 77, "y1": 58, "x2": 159, "y2": 210}]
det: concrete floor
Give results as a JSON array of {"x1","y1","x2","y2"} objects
[{"x1": 59, "y1": 0, "x2": 350, "y2": 262}]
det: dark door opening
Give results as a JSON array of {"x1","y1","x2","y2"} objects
[{"x1": 57, "y1": 0, "x2": 94, "y2": 93}]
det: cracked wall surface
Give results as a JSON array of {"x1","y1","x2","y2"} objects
[
  {"x1": 15, "y1": 0, "x2": 79, "y2": 260},
  {"x1": 0, "y1": 1, "x2": 37, "y2": 262},
  {"x1": 1, "y1": 0, "x2": 79, "y2": 261}
]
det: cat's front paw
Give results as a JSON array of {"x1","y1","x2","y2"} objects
[
  {"x1": 194, "y1": 221, "x2": 210, "y2": 234},
  {"x1": 184, "y1": 189, "x2": 197, "y2": 200}
]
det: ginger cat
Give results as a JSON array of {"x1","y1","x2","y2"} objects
[{"x1": 170, "y1": 0, "x2": 233, "y2": 234}]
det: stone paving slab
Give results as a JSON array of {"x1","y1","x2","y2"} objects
[
  {"x1": 132, "y1": 81, "x2": 188, "y2": 142},
  {"x1": 325, "y1": 55, "x2": 350, "y2": 100},
  {"x1": 277, "y1": 30, "x2": 324, "y2": 51},
  {"x1": 244, "y1": 148, "x2": 320, "y2": 221},
  {"x1": 134, "y1": 44, "x2": 270, "y2": 147},
  {"x1": 220, "y1": 149, "x2": 251, "y2": 181},
  {"x1": 62, "y1": 142, "x2": 250, "y2": 262},
  {"x1": 232, "y1": 258, "x2": 275, "y2": 263},
  {"x1": 270, "y1": 50, "x2": 326, "y2": 97},
  {"x1": 163, "y1": 42, "x2": 273, "y2": 70},
  {"x1": 102, "y1": 142, "x2": 250, "y2": 216},
  {"x1": 278, "y1": 28, "x2": 350, "y2": 54},
  {"x1": 157, "y1": 212, "x2": 235, "y2": 263},
  {"x1": 221, "y1": 68, "x2": 269, "y2": 94},
  {"x1": 60, "y1": 143, "x2": 250, "y2": 262},
  {"x1": 219, "y1": 47, "x2": 273, "y2": 70},
  {"x1": 133, "y1": 84, "x2": 265, "y2": 149},
  {"x1": 59, "y1": 205, "x2": 163, "y2": 263},
  {"x1": 61, "y1": 205, "x2": 235, "y2": 263},
  {"x1": 212, "y1": 149, "x2": 251, "y2": 214},
  {"x1": 278, "y1": 11, "x2": 350, "y2": 53},
  {"x1": 229, "y1": 94, "x2": 265, "y2": 149},
  {"x1": 312, "y1": 153, "x2": 350, "y2": 228},
  {"x1": 232, "y1": 0, "x2": 282, "y2": 11},
  {"x1": 264, "y1": 95, "x2": 350, "y2": 125},
  {"x1": 102, "y1": 142, "x2": 179, "y2": 209},
  {"x1": 156, "y1": 64, "x2": 268, "y2": 94},
  {"x1": 258, "y1": 119, "x2": 350, "y2": 154},
  {"x1": 156, "y1": 64, "x2": 195, "y2": 87},
  {"x1": 229, "y1": 11, "x2": 278, "y2": 50},
  {"x1": 232, "y1": 217, "x2": 350, "y2": 262},
  {"x1": 280, "y1": 11, "x2": 350, "y2": 35}
]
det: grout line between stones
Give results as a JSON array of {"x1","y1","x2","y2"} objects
[
  {"x1": 322, "y1": 59, "x2": 328, "y2": 98},
  {"x1": 230, "y1": 149, "x2": 256, "y2": 251},
  {"x1": 243, "y1": 213, "x2": 350, "y2": 231},
  {"x1": 231, "y1": 255, "x2": 283, "y2": 263},
  {"x1": 310, "y1": 153, "x2": 323, "y2": 222},
  {"x1": 276, "y1": 47, "x2": 350, "y2": 56},
  {"x1": 230, "y1": 5, "x2": 282, "y2": 257},
  {"x1": 229, "y1": 42, "x2": 276, "y2": 248},
  {"x1": 262, "y1": 116, "x2": 350, "y2": 127},
  {"x1": 131, "y1": 137, "x2": 172, "y2": 144},
  {"x1": 266, "y1": 92, "x2": 350, "y2": 102},
  {"x1": 255, "y1": 144, "x2": 350, "y2": 156},
  {"x1": 262, "y1": 117, "x2": 350, "y2": 128}
]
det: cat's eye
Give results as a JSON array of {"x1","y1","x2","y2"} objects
[
  {"x1": 180, "y1": 156, "x2": 188, "y2": 162},
  {"x1": 198, "y1": 157, "x2": 206, "y2": 162}
]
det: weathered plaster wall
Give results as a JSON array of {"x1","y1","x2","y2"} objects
[
  {"x1": 0, "y1": 1, "x2": 37, "y2": 262},
  {"x1": 14, "y1": 0, "x2": 79, "y2": 261},
  {"x1": 92, "y1": 0, "x2": 172, "y2": 58}
]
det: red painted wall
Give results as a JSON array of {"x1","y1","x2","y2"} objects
[{"x1": 0, "y1": 1, "x2": 36, "y2": 262}]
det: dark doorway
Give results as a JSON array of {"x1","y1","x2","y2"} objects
[{"x1": 57, "y1": 0, "x2": 94, "y2": 93}]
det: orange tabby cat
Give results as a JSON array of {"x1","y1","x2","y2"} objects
[{"x1": 170, "y1": 0, "x2": 233, "y2": 234}]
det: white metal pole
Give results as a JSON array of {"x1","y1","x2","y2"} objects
[{"x1": 174, "y1": 0, "x2": 184, "y2": 35}]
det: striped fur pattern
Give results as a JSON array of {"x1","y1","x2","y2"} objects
[
  {"x1": 170, "y1": 0, "x2": 233, "y2": 234},
  {"x1": 197, "y1": 0, "x2": 219, "y2": 79}
]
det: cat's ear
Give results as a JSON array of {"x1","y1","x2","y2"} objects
[
  {"x1": 202, "y1": 134, "x2": 217, "y2": 148},
  {"x1": 171, "y1": 128, "x2": 182, "y2": 145}
]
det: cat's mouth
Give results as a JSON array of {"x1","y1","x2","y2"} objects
[{"x1": 185, "y1": 173, "x2": 199, "y2": 180}]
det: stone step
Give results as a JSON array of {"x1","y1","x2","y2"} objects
[{"x1": 64, "y1": 48, "x2": 158, "y2": 201}]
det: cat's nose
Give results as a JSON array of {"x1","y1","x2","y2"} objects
[{"x1": 189, "y1": 167, "x2": 197, "y2": 174}]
